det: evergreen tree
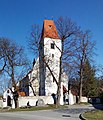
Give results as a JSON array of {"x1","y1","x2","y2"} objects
[{"x1": 82, "y1": 60, "x2": 97, "y2": 97}]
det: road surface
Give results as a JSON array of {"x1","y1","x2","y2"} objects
[{"x1": 0, "y1": 104, "x2": 96, "y2": 120}]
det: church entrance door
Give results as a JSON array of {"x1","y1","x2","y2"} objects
[{"x1": 7, "y1": 95, "x2": 11, "y2": 107}]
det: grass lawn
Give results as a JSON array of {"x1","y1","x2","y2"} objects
[
  {"x1": 75, "y1": 102, "x2": 90, "y2": 105},
  {"x1": 83, "y1": 110, "x2": 103, "y2": 120},
  {"x1": 2, "y1": 104, "x2": 68, "y2": 112}
]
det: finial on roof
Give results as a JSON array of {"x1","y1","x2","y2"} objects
[
  {"x1": 51, "y1": 16, "x2": 53, "y2": 20},
  {"x1": 44, "y1": 16, "x2": 47, "y2": 20}
]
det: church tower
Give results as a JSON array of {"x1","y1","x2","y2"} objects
[{"x1": 39, "y1": 20, "x2": 62, "y2": 96}]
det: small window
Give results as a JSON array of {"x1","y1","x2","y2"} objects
[
  {"x1": 51, "y1": 43, "x2": 55, "y2": 49},
  {"x1": 49, "y1": 25, "x2": 52, "y2": 28},
  {"x1": 52, "y1": 54, "x2": 54, "y2": 58}
]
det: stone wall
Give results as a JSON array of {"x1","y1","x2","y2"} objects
[
  {"x1": 73, "y1": 96, "x2": 88, "y2": 103},
  {"x1": 81, "y1": 96, "x2": 88, "y2": 103},
  {"x1": 18, "y1": 96, "x2": 54, "y2": 107},
  {"x1": 0, "y1": 99, "x2": 3, "y2": 108}
]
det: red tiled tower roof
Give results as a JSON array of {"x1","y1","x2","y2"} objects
[{"x1": 41, "y1": 20, "x2": 59, "y2": 39}]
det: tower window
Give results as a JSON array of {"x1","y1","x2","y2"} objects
[
  {"x1": 52, "y1": 54, "x2": 54, "y2": 58},
  {"x1": 51, "y1": 43, "x2": 55, "y2": 49},
  {"x1": 49, "y1": 25, "x2": 52, "y2": 28}
]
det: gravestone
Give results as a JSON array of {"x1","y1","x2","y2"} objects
[{"x1": 36, "y1": 99, "x2": 45, "y2": 106}]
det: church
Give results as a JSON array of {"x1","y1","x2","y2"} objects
[
  {"x1": 3, "y1": 20, "x2": 71, "y2": 108},
  {"x1": 20, "y1": 20, "x2": 68, "y2": 97}
]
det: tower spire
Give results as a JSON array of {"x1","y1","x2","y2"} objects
[{"x1": 41, "y1": 20, "x2": 59, "y2": 39}]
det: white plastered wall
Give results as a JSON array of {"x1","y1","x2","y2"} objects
[{"x1": 43, "y1": 38, "x2": 61, "y2": 96}]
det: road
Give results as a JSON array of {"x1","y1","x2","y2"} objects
[{"x1": 0, "y1": 105, "x2": 95, "y2": 120}]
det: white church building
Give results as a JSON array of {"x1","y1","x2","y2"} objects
[
  {"x1": 3, "y1": 20, "x2": 75, "y2": 108},
  {"x1": 27, "y1": 20, "x2": 68, "y2": 96}
]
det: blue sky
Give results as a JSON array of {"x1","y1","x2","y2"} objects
[{"x1": 0, "y1": 0, "x2": 103, "y2": 67}]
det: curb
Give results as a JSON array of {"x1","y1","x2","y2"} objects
[{"x1": 79, "y1": 113, "x2": 87, "y2": 120}]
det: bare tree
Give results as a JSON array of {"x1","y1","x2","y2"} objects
[
  {"x1": 71, "y1": 30, "x2": 96, "y2": 103},
  {"x1": 0, "y1": 38, "x2": 29, "y2": 107},
  {"x1": 0, "y1": 46, "x2": 6, "y2": 74},
  {"x1": 55, "y1": 17, "x2": 81, "y2": 106},
  {"x1": 0, "y1": 61, "x2": 6, "y2": 74},
  {"x1": 57, "y1": 23, "x2": 96, "y2": 103}
]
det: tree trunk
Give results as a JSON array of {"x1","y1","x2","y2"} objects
[
  {"x1": 11, "y1": 66, "x2": 19, "y2": 108},
  {"x1": 56, "y1": 56, "x2": 62, "y2": 106},
  {"x1": 56, "y1": 40, "x2": 64, "y2": 106},
  {"x1": 78, "y1": 60, "x2": 83, "y2": 103},
  {"x1": 29, "y1": 82, "x2": 36, "y2": 96},
  {"x1": 79, "y1": 75, "x2": 83, "y2": 103}
]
